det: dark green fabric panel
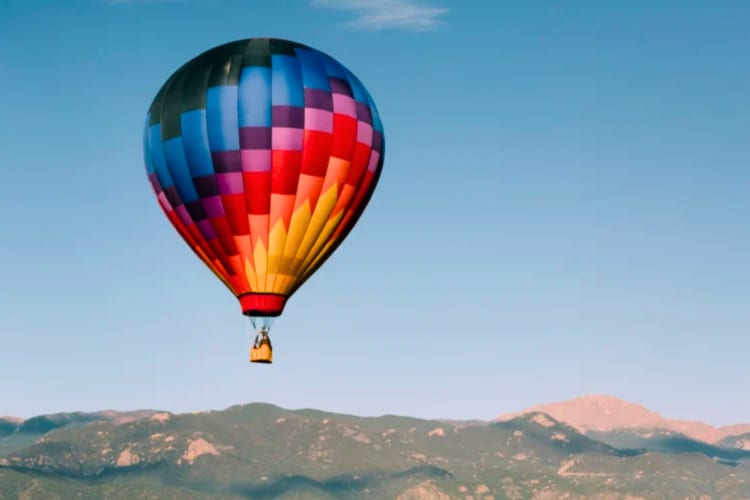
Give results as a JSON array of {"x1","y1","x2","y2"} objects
[
  {"x1": 242, "y1": 38, "x2": 272, "y2": 68},
  {"x1": 149, "y1": 38, "x2": 318, "y2": 135}
]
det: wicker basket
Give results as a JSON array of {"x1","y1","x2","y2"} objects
[
  {"x1": 250, "y1": 331, "x2": 273, "y2": 364},
  {"x1": 250, "y1": 343, "x2": 272, "y2": 363}
]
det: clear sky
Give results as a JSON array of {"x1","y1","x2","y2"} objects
[{"x1": 0, "y1": 0, "x2": 748, "y2": 425}]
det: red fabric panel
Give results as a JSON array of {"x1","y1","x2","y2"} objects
[
  {"x1": 244, "y1": 172, "x2": 271, "y2": 215},
  {"x1": 330, "y1": 115, "x2": 357, "y2": 161},
  {"x1": 272, "y1": 150, "x2": 302, "y2": 195},
  {"x1": 301, "y1": 130, "x2": 332, "y2": 177},
  {"x1": 221, "y1": 194, "x2": 250, "y2": 235}
]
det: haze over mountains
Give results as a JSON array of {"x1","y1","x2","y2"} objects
[{"x1": 2, "y1": 395, "x2": 750, "y2": 499}]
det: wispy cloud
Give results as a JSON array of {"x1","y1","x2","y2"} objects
[
  {"x1": 312, "y1": 0, "x2": 448, "y2": 32},
  {"x1": 101, "y1": 0, "x2": 205, "y2": 5}
]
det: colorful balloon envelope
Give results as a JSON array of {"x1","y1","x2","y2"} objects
[{"x1": 143, "y1": 38, "x2": 384, "y2": 361}]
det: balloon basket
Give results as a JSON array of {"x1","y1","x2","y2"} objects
[
  {"x1": 250, "y1": 329, "x2": 273, "y2": 364},
  {"x1": 250, "y1": 344, "x2": 273, "y2": 364}
]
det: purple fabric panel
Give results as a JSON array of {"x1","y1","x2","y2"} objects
[
  {"x1": 304, "y1": 108, "x2": 333, "y2": 133},
  {"x1": 367, "y1": 151, "x2": 381, "y2": 172},
  {"x1": 156, "y1": 191, "x2": 172, "y2": 212},
  {"x1": 194, "y1": 175, "x2": 220, "y2": 197},
  {"x1": 355, "y1": 102, "x2": 373, "y2": 124},
  {"x1": 164, "y1": 185, "x2": 181, "y2": 209},
  {"x1": 240, "y1": 127, "x2": 272, "y2": 149},
  {"x1": 272, "y1": 127, "x2": 304, "y2": 150},
  {"x1": 372, "y1": 131, "x2": 383, "y2": 153},
  {"x1": 185, "y1": 200, "x2": 208, "y2": 222},
  {"x1": 202, "y1": 196, "x2": 225, "y2": 218},
  {"x1": 176, "y1": 205, "x2": 192, "y2": 227},
  {"x1": 304, "y1": 88, "x2": 333, "y2": 111},
  {"x1": 356, "y1": 122, "x2": 373, "y2": 145},
  {"x1": 329, "y1": 77, "x2": 353, "y2": 96},
  {"x1": 197, "y1": 219, "x2": 217, "y2": 240},
  {"x1": 211, "y1": 150, "x2": 242, "y2": 173},
  {"x1": 216, "y1": 173, "x2": 244, "y2": 194},
  {"x1": 148, "y1": 173, "x2": 161, "y2": 193},
  {"x1": 272, "y1": 106, "x2": 305, "y2": 128},
  {"x1": 241, "y1": 149, "x2": 272, "y2": 172},
  {"x1": 333, "y1": 94, "x2": 357, "y2": 118}
]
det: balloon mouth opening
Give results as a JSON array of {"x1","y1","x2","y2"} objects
[{"x1": 239, "y1": 293, "x2": 287, "y2": 317}]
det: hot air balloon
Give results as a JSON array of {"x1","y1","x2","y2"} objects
[{"x1": 143, "y1": 38, "x2": 384, "y2": 363}]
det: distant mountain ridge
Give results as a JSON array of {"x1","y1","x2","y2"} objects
[
  {"x1": 6, "y1": 395, "x2": 748, "y2": 446},
  {"x1": 495, "y1": 394, "x2": 750, "y2": 444},
  {"x1": 3, "y1": 402, "x2": 750, "y2": 499},
  {"x1": 0, "y1": 410, "x2": 161, "y2": 456},
  {"x1": 1, "y1": 410, "x2": 158, "y2": 427}
]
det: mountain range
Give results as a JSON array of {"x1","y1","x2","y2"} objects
[{"x1": 2, "y1": 395, "x2": 749, "y2": 499}]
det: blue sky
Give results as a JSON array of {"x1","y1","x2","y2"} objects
[{"x1": 0, "y1": 0, "x2": 748, "y2": 425}]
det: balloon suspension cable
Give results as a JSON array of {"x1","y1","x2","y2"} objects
[{"x1": 250, "y1": 316, "x2": 275, "y2": 332}]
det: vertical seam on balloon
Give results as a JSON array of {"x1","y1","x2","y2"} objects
[
  {"x1": 274, "y1": 48, "x2": 317, "y2": 295},
  {"x1": 280, "y1": 49, "x2": 334, "y2": 293},
  {"x1": 268, "y1": 50, "x2": 304, "y2": 294},
  {"x1": 238, "y1": 52, "x2": 259, "y2": 292},
  {"x1": 263, "y1": 46, "x2": 273, "y2": 292},
  {"x1": 264, "y1": 47, "x2": 280, "y2": 292},
  {"x1": 282, "y1": 51, "x2": 339, "y2": 284},
  {"x1": 176, "y1": 61, "x2": 239, "y2": 285},
  {"x1": 230, "y1": 51, "x2": 256, "y2": 294},
  {"x1": 275, "y1": 48, "x2": 323, "y2": 295},
  {"x1": 217, "y1": 52, "x2": 250, "y2": 295},
  {"x1": 241, "y1": 40, "x2": 272, "y2": 295}
]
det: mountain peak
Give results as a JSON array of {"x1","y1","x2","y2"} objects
[
  {"x1": 496, "y1": 394, "x2": 667, "y2": 433},
  {"x1": 495, "y1": 395, "x2": 750, "y2": 444},
  {"x1": 560, "y1": 394, "x2": 655, "y2": 410},
  {"x1": 574, "y1": 394, "x2": 637, "y2": 404}
]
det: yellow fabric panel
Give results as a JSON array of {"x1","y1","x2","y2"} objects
[
  {"x1": 273, "y1": 271, "x2": 298, "y2": 294},
  {"x1": 243, "y1": 256, "x2": 259, "y2": 291},
  {"x1": 265, "y1": 219, "x2": 288, "y2": 290},
  {"x1": 281, "y1": 200, "x2": 312, "y2": 267},
  {"x1": 298, "y1": 210, "x2": 344, "y2": 280},
  {"x1": 289, "y1": 184, "x2": 339, "y2": 276},
  {"x1": 252, "y1": 240, "x2": 268, "y2": 291}
]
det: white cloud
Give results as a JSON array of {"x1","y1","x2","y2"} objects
[
  {"x1": 101, "y1": 0, "x2": 204, "y2": 5},
  {"x1": 312, "y1": 0, "x2": 448, "y2": 32}
]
